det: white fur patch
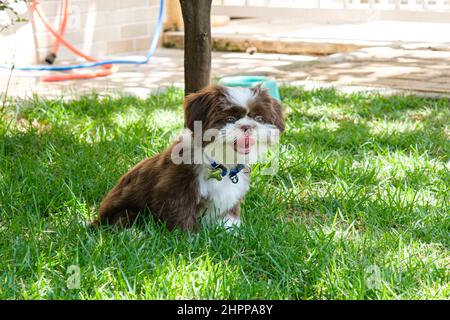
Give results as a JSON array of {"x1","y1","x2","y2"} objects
[
  {"x1": 222, "y1": 214, "x2": 241, "y2": 230},
  {"x1": 225, "y1": 87, "x2": 256, "y2": 109},
  {"x1": 203, "y1": 116, "x2": 279, "y2": 167},
  {"x1": 198, "y1": 166, "x2": 249, "y2": 225},
  {"x1": 235, "y1": 116, "x2": 257, "y2": 128}
]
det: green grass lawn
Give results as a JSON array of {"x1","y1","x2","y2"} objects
[{"x1": 0, "y1": 87, "x2": 449, "y2": 299}]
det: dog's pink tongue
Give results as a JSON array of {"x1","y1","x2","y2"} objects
[{"x1": 235, "y1": 135, "x2": 256, "y2": 154}]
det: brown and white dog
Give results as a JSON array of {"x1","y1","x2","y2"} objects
[{"x1": 93, "y1": 85, "x2": 284, "y2": 231}]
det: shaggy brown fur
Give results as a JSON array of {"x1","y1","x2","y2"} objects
[
  {"x1": 93, "y1": 85, "x2": 284, "y2": 231},
  {"x1": 93, "y1": 143, "x2": 200, "y2": 230}
]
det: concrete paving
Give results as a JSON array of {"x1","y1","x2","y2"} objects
[
  {"x1": 164, "y1": 18, "x2": 450, "y2": 55},
  {"x1": 1, "y1": 46, "x2": 450, "y2": 100},
  {"x1": 210, "y1": 19, "x2": 450, "y2": 48}
]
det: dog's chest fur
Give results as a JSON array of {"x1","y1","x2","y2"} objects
[{"x1": 197, "y1": 167, "x2": 250, "y2": 223}]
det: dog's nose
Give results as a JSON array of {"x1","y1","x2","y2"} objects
[{"x1": 240, "y1": 124, "x2": 255, "y2": 132}]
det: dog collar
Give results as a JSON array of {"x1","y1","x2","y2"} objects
[
  {"x1": 203, "y1": 154, "x2": 247, "y2": 184},
  {"x1": 208, "y1": 161, "x2": 245, "y2": 184}
]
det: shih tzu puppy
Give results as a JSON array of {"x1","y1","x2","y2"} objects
[{"x1": 93, "y1": 85, "x2": 284, "y2": 231}]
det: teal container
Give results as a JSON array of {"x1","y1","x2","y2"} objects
[{"x1": 218, "y1": 76, "x2": 280, "y2": 101}]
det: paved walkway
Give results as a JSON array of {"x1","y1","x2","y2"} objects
[
  {"x1": 210, "y1": 19, "x2": 450, "y2": 51},
  {"x1": 2, "y1": 47, "x2": 450, "y2": 99},
  {"x1": 165, "y1": 19, "x2": 450, "y2": 55}
]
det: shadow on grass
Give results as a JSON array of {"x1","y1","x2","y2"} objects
[{"x1": 1, "y1": 88, "x2": 449, "y2": 299}]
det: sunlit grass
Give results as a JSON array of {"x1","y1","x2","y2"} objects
[{"x1": 0, "y1": 87, "x2": 448, "y2": 299}]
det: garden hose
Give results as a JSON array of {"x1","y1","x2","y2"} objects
[
  {"x1": 31, "y1": 0, "x2": 114, "y2": 82},
  {"x1": 45, "y1": 0, "x2": 69, "y2": 64},
  {"x1": 0, "y1": 0, "x2": 165, "y2": 81}
]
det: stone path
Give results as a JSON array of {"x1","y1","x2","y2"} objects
[
  {"x1": 1, "y1": 47, "x2": 450, "y2": 100},
  {"x1": 283, "y1": 47, "x2": 450, "y2": 96}
]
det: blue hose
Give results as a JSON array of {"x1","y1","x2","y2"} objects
[{"x1": 0, "y1": 0, "x2": 165, "y2": 71}]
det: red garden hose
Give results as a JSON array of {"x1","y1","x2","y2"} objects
[
  {"x1": 44, "y1": 0, "x2": 68, "y2": 64},
  {"x1": 31, "y1": 0, "x2": 116, "y2": 82},
  {"x1": 1, "y1": 0, "x2": 165, "y2": 74}
]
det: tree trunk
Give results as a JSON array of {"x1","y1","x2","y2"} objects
[{"x1": 179, "y1": 0, "x2": 212, "y2": 95}]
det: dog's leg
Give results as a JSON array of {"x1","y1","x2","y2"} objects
[
  {"x1": 92, "y1": 206, "x2": 138, "y2": 229},
  {"x1": 93, "y1": 184, "x2": 140, "y2": 228},
  {"x1": 221, "y1": 203, "x2": 241, "y2": 231},
  {"x1": 155, "y1": 197, "x2": 200, "y2": 232},
  {"x1": 91, "y1": 163, "x2": 147, "y2": 229},
  {"x1": 110, "y1": 209, "x2": 139, "y2": 228}
]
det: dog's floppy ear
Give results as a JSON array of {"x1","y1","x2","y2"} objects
[
  {"x1": 270, "y1": 97, "x2": 285, "y2": 133},
  {"x1": 184, "y1": 85, "x2": 225, "y2": 131},
  {"x1": 251, "y1": 83, "x2": 263, "y2": 95}
]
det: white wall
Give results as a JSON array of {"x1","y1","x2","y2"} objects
[{"x1": 0, "y1": 0, "x2": 161, "y2": 65}]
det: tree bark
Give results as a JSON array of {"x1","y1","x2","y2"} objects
[{"x1": 179, "y1": 0, "x2": 212, "y2": 95}]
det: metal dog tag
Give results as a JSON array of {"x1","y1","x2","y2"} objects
[{"x1": 207, "y1": 168, "x2": 223, "y2": 181}]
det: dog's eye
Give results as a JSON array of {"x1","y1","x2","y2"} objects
[
  {"x1": 254, "y1": 115, "x2": 265, "y2": 123},
  {"x1": 226, "y1": 116, "x2": 237, "y2": 123}
]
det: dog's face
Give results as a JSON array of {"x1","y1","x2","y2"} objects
[{"x1": 184, "y1": 85, "x2": 284, "y2": 165}]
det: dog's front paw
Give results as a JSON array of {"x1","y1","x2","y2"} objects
[{"x1": 222, "y1": 215, "x2": 241, "y2": 232}]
